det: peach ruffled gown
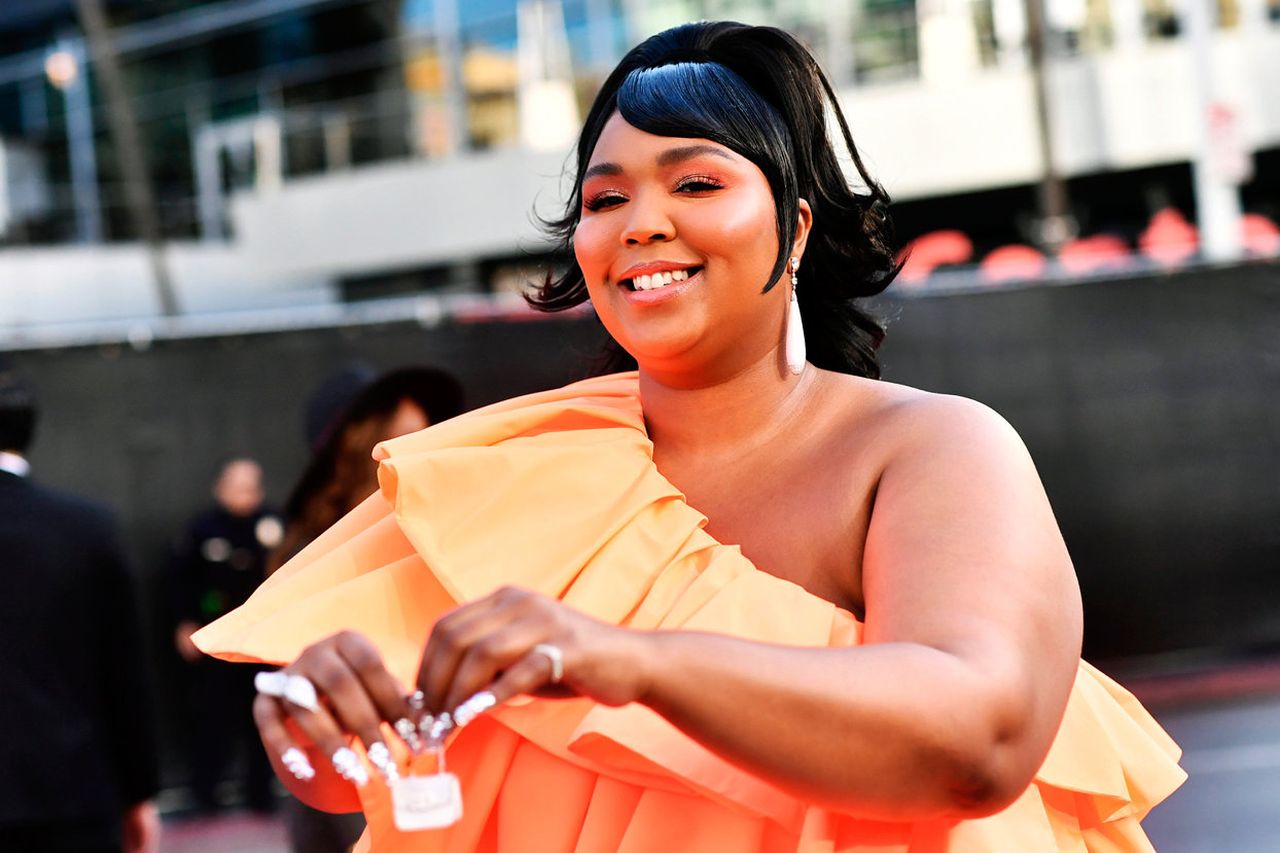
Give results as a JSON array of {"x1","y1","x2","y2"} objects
[{"x1": 195, "y1": 373, "x2": 1185, "y2": 852}]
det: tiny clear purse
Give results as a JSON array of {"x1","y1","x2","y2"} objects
[{"x1": 391, "y1": 701, "x2": 464, "y2": 831}]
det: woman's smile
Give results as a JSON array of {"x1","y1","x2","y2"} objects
[{"x1": 619, "y1": 267, "x2": 704, "y2": 305}]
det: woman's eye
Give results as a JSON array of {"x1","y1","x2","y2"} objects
[
  {"x1": 675, "y1": 177, "x2": 724, "y2": 193},
  {"x1": 584, "y1": 192, "x2": 626, "y2": 211}
]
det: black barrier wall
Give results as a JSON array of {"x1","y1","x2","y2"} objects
[{"x1": 7, "y1": 261, "x2": 1278, "y2": 668}]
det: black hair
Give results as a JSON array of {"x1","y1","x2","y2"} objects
[
  {"x1": 0, "y1": 367, "x2": 37, "y2": 453},
  {"x1": 527, "y1": 21, "x2": 899, "y2": 378}
]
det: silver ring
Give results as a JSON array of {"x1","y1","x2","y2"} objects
[{"x1": 532, "y1": 643, "x2": 564, "y2": 684}]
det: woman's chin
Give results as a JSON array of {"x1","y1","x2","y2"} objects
[{"x1": 620, "y1": 337, "x2": 704, "y2": 371}]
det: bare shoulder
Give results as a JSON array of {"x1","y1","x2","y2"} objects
[{"x1": 816, "y1": 371, "x2": 1030, "y2": 473}]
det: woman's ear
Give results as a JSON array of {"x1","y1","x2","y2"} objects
[{"x1": 792, "y1": 199, "x2": 813, "y2": 262}]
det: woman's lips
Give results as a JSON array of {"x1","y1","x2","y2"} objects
[{"x1": 618, "y1": 268, "x2": 703, "y2": 305}]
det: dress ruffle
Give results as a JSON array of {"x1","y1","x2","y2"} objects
[{"x1": 194, "y1": 373, "x2": 1184, "y2": 852}]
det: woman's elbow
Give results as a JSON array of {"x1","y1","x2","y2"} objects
[
  {"x1": 936, "y1": 724, "x2": 1043, "y2": 818},
  {"x1": 940, "y1": 758, "x2": 1033, "y2": 818}
]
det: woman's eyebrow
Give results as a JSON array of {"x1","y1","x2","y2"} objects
[
  {"x1": 656, "y1": 145, "x2": 734, "y2": 166},
  {"x1": 583, "y1": 162, "x2": 622, "y2": 180},
  {"x1": 583, "y1": 145, "x2": 734, "y2": 181}
]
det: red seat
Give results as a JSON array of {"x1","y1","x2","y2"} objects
[
  {"x1": 1241, "y1": 213, "x2": 1280, "y2": 257},
  {"x1": 979, "y1": 244, "x2": 1047, "y2": 283},
  {"x1": 1058, "y1": 234, "x2": 1133, "y2": 275},
  {"x1": 1139, "y1": 208, "x2": 1198, "y2": 267},
  {"x1": 896, "y1": 230, "x2": 974, "y2": 285}
]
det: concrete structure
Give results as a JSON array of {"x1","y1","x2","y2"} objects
[{"x1": 0, "y1": 0, "x2": 1278, "y2": 335}]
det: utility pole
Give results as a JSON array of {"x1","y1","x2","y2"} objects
[
  {"x1": 1184, "y1": 0, "x2": 1244, "y2": 261},
  {"x1": 74, "y1": 0, "x2": 179, "y2": 316},
  {"x1": 1024, "y1": 0, "x2": 1075, "y2": 255},
  {"x1": 47, "y1": 36, "x2": 102, "y2": 243},
  {"x1": 432, "y1": 0, "x2": 468, "y2": 155}
]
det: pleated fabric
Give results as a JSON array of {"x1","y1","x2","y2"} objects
[{"x1": 194, "y1": 373, "x2": 1185, "y2": 852}]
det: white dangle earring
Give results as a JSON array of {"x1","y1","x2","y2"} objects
[{"x1": 785, "y1": 256, "x2": 806, "y2": 375}]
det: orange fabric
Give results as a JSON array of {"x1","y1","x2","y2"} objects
[{"x1": 194, "y1": 372, "x2": 1185, "y2": 852}]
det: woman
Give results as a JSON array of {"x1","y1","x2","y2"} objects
[{"x1": 196, "y1": 21, "x2": 1183, "y2": 851}]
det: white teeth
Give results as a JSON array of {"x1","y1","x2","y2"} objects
[{"x1": 630, "y1": 268, "x2": 696, "y2": 291}]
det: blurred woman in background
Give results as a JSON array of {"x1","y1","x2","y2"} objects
[
  {"x1": 199, "y1": 21, "x2": 1183, "y2": 852},
  {"x1": 268, "y1": 364, "x2": 462, "y2": 852}
]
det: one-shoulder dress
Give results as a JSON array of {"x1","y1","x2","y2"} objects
[{"x1": 194, "y1": 373, "x2": 1185, "y2": 852}]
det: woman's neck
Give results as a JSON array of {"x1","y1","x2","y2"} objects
[{"x1": 639, "y1": 352, "x2": 819, "y2": 465}]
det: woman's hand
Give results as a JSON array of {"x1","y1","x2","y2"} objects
[
  {"x1": 250, "y1": 587, "x2": 651, "y2": 809},
  {"x1": 417, "y1": 586, "x2": 652, "y2": 717},
  {"x1": 252, "y1": 631, "x2": 415, "y2": 809}
]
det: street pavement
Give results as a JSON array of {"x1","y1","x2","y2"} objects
[
  {"x1": 161, "y1": 812, "x2": 287, "y2": 853},
  {"x1": 1142, "y1": 692, "x2": 1280, "y2": 852}
]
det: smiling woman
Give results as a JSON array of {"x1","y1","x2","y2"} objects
[
  {"x1": 532, "y1": 29, "x2": 897, "y2": 381},
  {"x1": 195, "y1": 21, "x2": 1184, "y2": 853}
]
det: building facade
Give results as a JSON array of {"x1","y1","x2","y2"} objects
[{"x1": 0, "y1": 0, "x2": 1277, "y2": 333}]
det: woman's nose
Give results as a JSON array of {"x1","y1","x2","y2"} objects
[{"x1": 621, "y1": 195, "x2": 674, "y2": 246}]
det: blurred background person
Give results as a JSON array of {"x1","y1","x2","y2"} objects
[
  {"x1": 0, "y1": 363, "x2": 160, "y2": 853},
  {"x1": 170, "y1": 457, "x2": 284, "y2": 816},
  {"x1": 270, "y1": 363, "x2": 463, "y2": 852}
]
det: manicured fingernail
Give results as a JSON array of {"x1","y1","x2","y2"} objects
[
  {"x1": 331, "y1": 746, "x2": 369, "y2": 787},
  {"x1": 366, "y1": 741, "x2": 398, "y2": 784},
  {"x1": 422, "y1": 712, "x2": 453, "y2": 748},
  {"x1": 453, "y1": 690, "x2": 497, "y2": 729},
  {"x1": 281, "y1": 747, "x2": 315, "y2": 781},
  {"x1": 394, "y1": 717, "x2": 422, "y2": 753}
]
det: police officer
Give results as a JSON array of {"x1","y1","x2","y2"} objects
[{"x1": 172, "y1": 458, "x2": 283, "y2": 814}]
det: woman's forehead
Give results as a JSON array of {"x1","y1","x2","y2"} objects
[{"x1": 586, "y1": 112, "x2": 736, "y2": 168}]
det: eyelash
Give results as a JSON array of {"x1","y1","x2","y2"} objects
[
  {"x1": 674, "y1": 175, "x2": 724, "y2": 193},
  {"x1": 582, "y1": 175, "x2": 726, "y2": 211}
]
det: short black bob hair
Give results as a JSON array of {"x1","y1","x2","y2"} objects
[{"x1": 528, "y1": 21, "x2": 899, "y2": 378}]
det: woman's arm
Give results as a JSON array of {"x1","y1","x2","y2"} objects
[{"x1": 632, "y1": 396, "x2": 1082, "y2": 818}]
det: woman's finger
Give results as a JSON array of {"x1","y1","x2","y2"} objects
[
  {"x1": 304, "y1": 645, "x2": 393, "y2": 767},
  {"x1": 278, "y1": 676, "x2": 370, "y2": 788},
  {"x1": 439, "y1": 622, "x2": 545, "y2": 713},
  {"x1": 252, "y1": 693, "x2": 317, "y2": 783},
  {"x1": 471, "y1": 641, "x2": 574, "y2": 711},
  {"x1": 417, "y1": 594, "x2": 520, "y2": 712},
  {"x1": 334, "y1": 631, "x2": 414, "y2": 725}
]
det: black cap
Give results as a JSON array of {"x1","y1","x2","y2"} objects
[
  {"x1": 304, "y1": 363, "x2": 464, "y2": 452},
  {"x1": 285, "y1": 363, "x2": 465, "y2": 522}
]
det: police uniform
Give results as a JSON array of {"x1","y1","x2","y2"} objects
[{"x1": 172, "y1": 504, "x2": 284, "y2": 813}]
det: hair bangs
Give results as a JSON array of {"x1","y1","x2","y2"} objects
[{"x1": 615, "y1": 61, "x2": 797, "y2": 292}]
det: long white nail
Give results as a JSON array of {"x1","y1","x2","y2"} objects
[
  {"x1": 394, "y1": 717, "x2": 422, "y2": 753},
  {"x1": 366, "y1": 741, "x2": 399, "y2": 784},
  {"x1": 281, "y1": 747, "x2": 315, "y2": 781},
  {"x1": 331, "y1": 746, "x2": 369, "y2": 787},
  {"x1": 453, "y1": 691, "x2": 497, "y2": 729},
  {"x1": 424, "y1": 712, "x2": 453, "y2": 748}
]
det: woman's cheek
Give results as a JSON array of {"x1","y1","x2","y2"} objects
[
  {"x1": 573, "y1": 218, "x2": 613, "y2": 285},
  {"x1": 718, "y1": 192, "x2": 777, "y2": 240}
]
